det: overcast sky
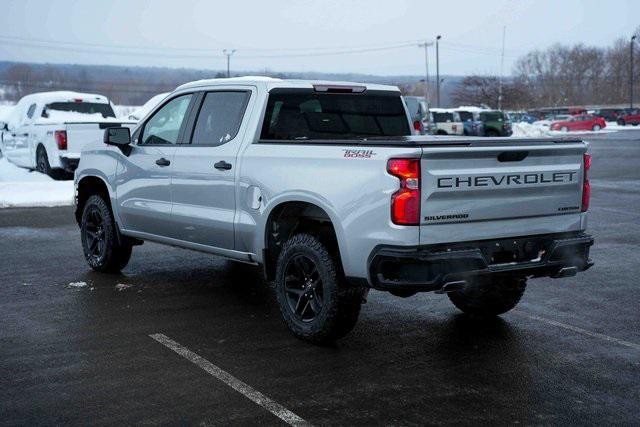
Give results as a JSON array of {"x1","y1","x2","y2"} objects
[{"x1": 0, "y1": 0, "x2": 638, "y2": 76}]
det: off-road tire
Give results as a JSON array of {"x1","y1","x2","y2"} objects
[
  {"x1": 81, "y1": 194, "x2": 132, "y2": 273},
  {"x1": 275, "y1": 233, "x2": 364, "y2": 344},
  {"x1": 448, "y1": 276, "x2": 526, "y2": 316}
]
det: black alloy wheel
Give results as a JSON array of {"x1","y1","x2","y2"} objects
[
  {"x1": 284, "y1": 254, "x2": 324, "y2": 323},
  {"x1": 83, "y1": 205, "x2": 107, "y2": 263}
]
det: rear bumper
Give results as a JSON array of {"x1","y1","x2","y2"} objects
[{"x1": 368, "y1": 232, "x2": 593, "y2": 292}]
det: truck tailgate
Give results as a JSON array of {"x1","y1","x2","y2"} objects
[
  {"x1": 420, "y1": 141, "x2": 587, "y2": 244},
  {"x1": 65, "y1": 122, "x2": 135, "y2": 154}
]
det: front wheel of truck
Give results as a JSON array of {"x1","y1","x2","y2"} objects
[
  {"x1": 447, "y1": 276, "x2": 526, "y2": 316},
  {"x1": 275, "y1": 233, "x2": 364, "y2": 344},
  {"x1": 81, "y1": 194, "x2": 132, "y2": 273}
]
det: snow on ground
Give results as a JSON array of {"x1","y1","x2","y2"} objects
[
  {"x1": 67, "y1": 281, "x2": 89, "y2": 288},
  {"x1": 512, "y1": 121, "x2": 628, "y2": 137},
  {"x1": 0, "y1": 158, "x2": 74, "y2": 208},
  {"x1": 512, "y1": 122, "x2": 551, "y2": 137}
]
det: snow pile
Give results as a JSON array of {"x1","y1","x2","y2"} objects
[
  {"x1": 115, "y1": 283, "x2": 132, "y2": 291},
  {"x1": 511, "y1": 122, "x2": 551, "y2": 137},
  {"x1": 0, "y1": 158, "x2": 74, "y2": 208},
  {"x1": 114, "y1": 105, "x2": 138, "y2": 119}
]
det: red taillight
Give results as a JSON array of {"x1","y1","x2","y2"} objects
[
  {"x1": 54, "y1": 130, "x2": 67, "y2": 150},
  {"x1": 581, "y1": 153, "x2": 591, "y2": 212},
  {"x1": 413, "y1": 120, "x2": 423, "y2": 133},
  {"x1": 387, "y1": 158, "x2": 421, "y2": 225}
]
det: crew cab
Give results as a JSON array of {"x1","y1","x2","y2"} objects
[
  {"x1": 429, "y1": 108, "x2": 464, "y2": 135},
  {"x1": 0, "y1": 91, "x2": 134, "y2": 177},
  {"x1": 74, "y1": 77, "x2": 594, "y2": 343},
  {"x1": 551, "y1": 114, "x2": 606, "y2": 132}
]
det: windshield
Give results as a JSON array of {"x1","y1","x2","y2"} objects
[
  {"x1": 43, "y1": 102, "x2": 116, "y2": 118},
  {"x1": 260, "y1": 90, "x2": 411, "y2": 140}
]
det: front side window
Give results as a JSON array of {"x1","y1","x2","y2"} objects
[
  {"x1": 191, "y1": 91, "x2": 250, "y2": 146},
  {"x1": 26, "y1": 104, "x2": 37, "y2": 119},
  {"x1": 141, "y1": 94, "x2": 192, "y2": 145}
]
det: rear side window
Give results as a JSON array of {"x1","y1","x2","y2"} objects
[
  {"x1": 458, "y1": 111, "x2": 473, "y2": 121},
  {"x1": 261, "y1": 90, "x2": 410, "y2": 140},
  {"x1": 191, "y1": 91, "x2": 250, "y2": 146}
]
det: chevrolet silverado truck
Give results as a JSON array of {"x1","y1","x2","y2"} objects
[
  {"x1": 74, "y1": 77, "x2": 594, "y2": 343},
  {"x1": 0, "y1": 91, "x2": 134, "y2": 178}
]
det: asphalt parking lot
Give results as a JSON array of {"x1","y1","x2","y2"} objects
[{"x1": 1, "y1": 130, "x2": 639, "y2": 425}]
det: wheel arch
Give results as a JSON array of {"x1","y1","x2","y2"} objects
[
  {"x1": 261, "y1": 197, "x2": 346, "y2": 281},
  {"x1": 75, "y1": 175, "x2": 113, "y2": 226}
]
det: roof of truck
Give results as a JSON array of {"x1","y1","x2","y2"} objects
[
  {"x1": 176, "y1": 76, "x2": 400, "y2": 92},
  {"x1": 15, "y1": 91, "x2": 110, "y2": 105}
]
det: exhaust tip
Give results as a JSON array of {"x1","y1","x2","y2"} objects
[
  {"x1": 435, "y1": 280, "x2": 467, "y2": 294},
  {"x1": 552, "y1": 266, "x2": 578, "y2": 278}
]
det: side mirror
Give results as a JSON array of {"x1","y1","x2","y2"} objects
[
  {"x1": 104, "y1": 127, "x2": 131, "y2": 154},
  {"x1": 104, "y1": 127, "x2": 131, "y2": 146}
]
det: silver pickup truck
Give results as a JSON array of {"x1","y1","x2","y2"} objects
[{"x1": 74, "y1": 77, "x2": 594, "y2": 343}]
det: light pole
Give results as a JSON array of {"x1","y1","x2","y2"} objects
[
  {"x1": 631, "y1": 35, "x2": 637, "y2": 109},
  {"x1": 223, "y1": 49, "x2": 236, "y2": 78},
  {"x1": 418, "y1": 41, "x2": 433, "y2": 107},
  {"x1": 436, "y1": 35, "x2": 442, "y2": 108}
]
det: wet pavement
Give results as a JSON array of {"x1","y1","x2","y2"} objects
[{"x1": 1, "y1": 130, "x2": 639, "y2": 425}]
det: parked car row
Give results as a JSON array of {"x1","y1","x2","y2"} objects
[{"x1": 404, "y1": 100, "x2": 513, "y2": 137}]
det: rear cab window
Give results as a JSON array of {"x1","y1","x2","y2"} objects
[
  {"x1": 42, "y1": 102, "x2": 116, "y2": 118},
  {"x1": 260, "y1": 89, "x2": 410, "y2": 140}
]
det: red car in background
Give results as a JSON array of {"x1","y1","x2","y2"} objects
[
  {"x1": 550, "y1": 114, "x2": 606, "y2": 132},
  {"x1": 617, "y1": 109, "x2": 640, "y2": 126}
]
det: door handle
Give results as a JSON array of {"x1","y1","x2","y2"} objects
[
  {"x1": 214, "y1": 161, "x2": 232, "y2": 171},
  {"x1": 155, "y1": 157, "x2": 171, "y2": 167}
]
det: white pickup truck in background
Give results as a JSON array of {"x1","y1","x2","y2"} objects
[{"x1": 0, "y1": 91, "x2": 135, "y2": 178}]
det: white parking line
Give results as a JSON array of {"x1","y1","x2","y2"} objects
[
  {"x1": 150, "y1": 333, "x2": 309, "y2": 426},
  {"x1": 513, "y1": 311, "x2": 640, "y2": 350}
]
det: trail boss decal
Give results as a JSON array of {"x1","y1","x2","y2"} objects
[
  {"x1": 437, "y1": 171, "x2": 577, "y2": 188},
  {"x1": 343, "y1": 149, "x2": 376, "y2": 158}
]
